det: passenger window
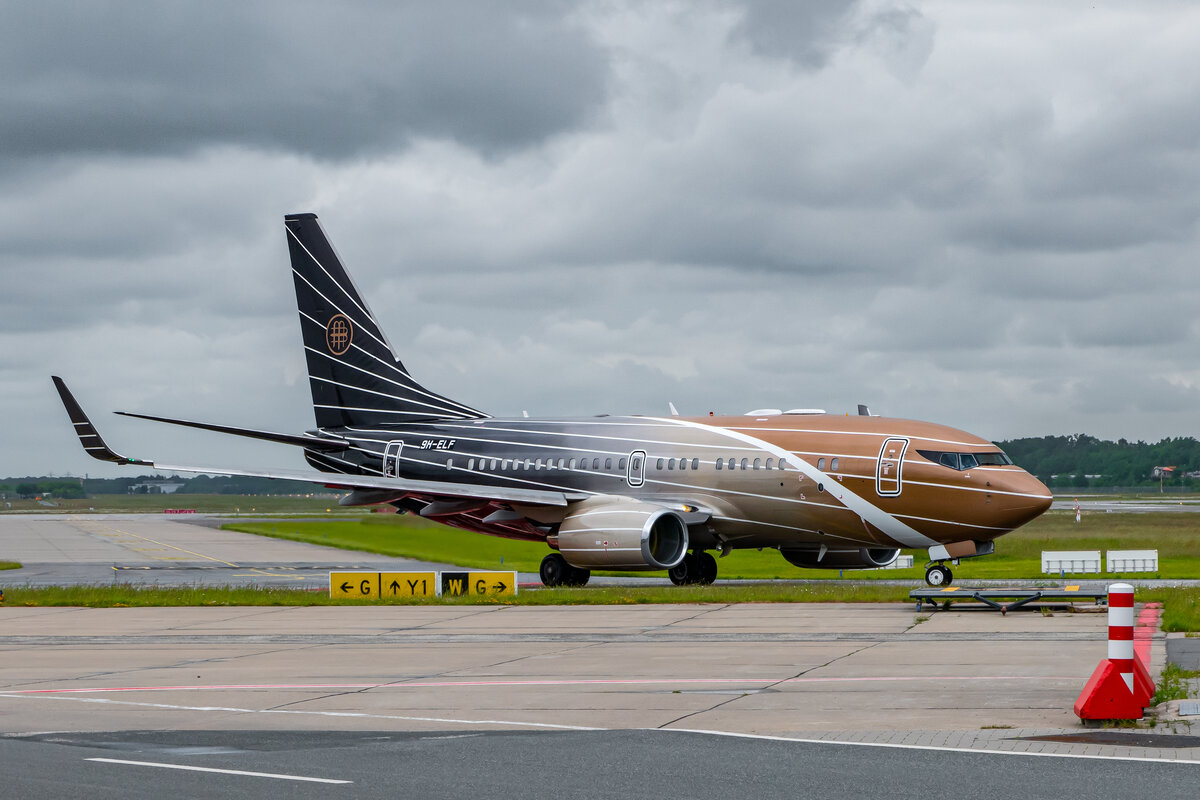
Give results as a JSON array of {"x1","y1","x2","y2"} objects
[
  {"x1": 593, "y1": 458, "x2": 601, "y2": 470},
  {"x1": 817, "y1": 458, "x2": 825, "y2": 470},
  {"x1": 740, "y1": 458, "x2": 748, "y2": 470},
  {"x1": 491, "y1": 459, "x2": 498, "y2": 470},
  {"x1": 779, "y1": 458, "x2": 787, "y2": 470},
  {"x1": 619, "y1": 458, "x2": 627, "y2": 470},
  {"x1": 536, "y1": 458, "x2": 543, "y2": 469},
  {"x1": 605, "y1": 458, "x2": 613, "y2": 470},
  {"x1": 446, "y1": 458, "x2": 454, "y2": 469},
  {"x1": 656, "y1": 458, "x2": 665, "y2": 470},
  {"x1": 468, "y1": 459, "x2": 476, "y2": 470},
  {"x1": 568, "y1": 458, "x2": 576, "y2": 469},
  {"x1": 678, "y1": 458, "x2": 686, "y2": 471},
  {"x1": 765, "y1": 458, "x2": 774, "y2": 470},
  {"x1": 753, "y1": 458, "x2": 761, "y2": 470},
  {"x1": 668, "y1": 458, "x2": 676, "y2": 470},
  {"x1": 692, "y1": 458, "x2": 699, "y2": 470},
  {"x1": 715, "y1": 459, "x2": 723, "y2": 471},
  {"x1": 831, "y1": 458, "x2": 839, "y2": 471}
]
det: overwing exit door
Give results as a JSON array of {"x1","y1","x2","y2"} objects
[{"x1": 384, "y1": 441, "x2": 404, "y2": 477}]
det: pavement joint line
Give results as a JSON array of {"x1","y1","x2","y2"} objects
[{"x1": 659, "y1": 728, "x2": 1200, "y2": 765}]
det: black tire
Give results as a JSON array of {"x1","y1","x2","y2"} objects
[
  {"x1": 540, "y1": 553, "x2": 569, "y2": 587},
  {"x1": 697, "y1": 552, "x2": 718, "y2": 585},
  {"x1": 564, "y1": 565, "x2": 591, "y2": 587},
  {"x1": 941, "y1": 566, "x2": 954, "y2": 586},
  {"x1": 924, "y1": 565, "x2": 947, "y2": 587},
  {"x1": 668, "y1": 553, "x2": 698, "y2": 585}
]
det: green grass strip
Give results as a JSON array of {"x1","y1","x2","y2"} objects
[
  {"x1": 0, "y1": 583, "x2": 916, "y2": 607},
  {"x1": 226, "y1": 510, "x2": 1200, "y2": 581},
  {"x1": 0, "y1": 561, "x2": 21, "y2": 571}
]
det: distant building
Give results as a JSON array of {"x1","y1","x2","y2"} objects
[
  {"x1": 1151, "y1": 466, "x2": 1176, "y2": 480},
  {"x1": 128, "y1": 480, "x2": 186, "y2": 495}
]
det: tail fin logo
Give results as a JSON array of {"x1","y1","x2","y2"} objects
[{"x1": 326, "y1": 314, "x2": 354, "y2": 356}]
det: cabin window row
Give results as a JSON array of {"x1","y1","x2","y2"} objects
[
  {"x1": 714, "y1": 457, "x2": 788, "y2": 471},
  {"x1": 442, "y1": 454, "x2": 798, "y2": 474},
  {"x1": 655, "y1": 457, "x2": 700, "y2": 471},
  {"x1": 455, "y1": 457, "x2": 628, "y2": 472}
]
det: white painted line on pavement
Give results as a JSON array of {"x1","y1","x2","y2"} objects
[
  {"x1": 0, "y1": 692, "x2": 601, "y2": 731},
  {"x1": 664, "y1": 728, "x2": 1200, "y2": 766},
  {"x1": 86, "y1": 757, "x2": 351, "y2": 784}
]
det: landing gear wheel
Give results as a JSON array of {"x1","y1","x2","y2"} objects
[
  {"x1": 924, "y1": 565, "x2": 953, "y2": 587},
  {"x1": 564, "y1": 565, "x2": 591, "y2": 587},
  {"x1": 697, "y1": 552, "x2": 718, "y2": 585},
  {"x1": 668, "y1": 553, "x2": 698, "y2": 585},
  {"x1": 540, "y1": 553, "x2": 569, "y2": 587}
]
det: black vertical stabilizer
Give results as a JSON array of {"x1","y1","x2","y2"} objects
[{"x1": 284, "y1": 213, "x2": 486, "y2": 429}]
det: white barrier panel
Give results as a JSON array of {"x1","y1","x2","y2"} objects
[
  {"x1": 1106, "y1": 550, "x2": 1158, "y2": 573},
  {"x1": 878, "y1": 555, "x2": 914, "y2": 570},
  {"x1": 1041, "y1": 550, "x2": 1101, "y2": 574}
]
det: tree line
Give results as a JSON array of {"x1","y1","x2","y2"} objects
[
  {"x1": 998, "y1": 434, "x2": 1200, "y2": 489},
  {"x1": 0, "y1": 474, "x2": 325, "y2": 498}
]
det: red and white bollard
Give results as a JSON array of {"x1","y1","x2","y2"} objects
[
  {"x1": 1108, "y1": 583, "x2": 1136, "y2": 693},
  {"x1": 1073, "y1": 583, "x2": 1155, "y2": 720}
]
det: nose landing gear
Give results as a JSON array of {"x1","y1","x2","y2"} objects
[{"x1": 924, "y1": 563, "x2": 953, "y2": 587}]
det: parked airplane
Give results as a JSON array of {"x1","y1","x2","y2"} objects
[{"x1": 55, "y1": 213, "x2": 1052, "y2": 587}]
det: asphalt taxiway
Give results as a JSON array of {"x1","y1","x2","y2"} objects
[
  {"x1": 2, "y1": 513, "x2": 1198, "y2": 797},
  {"x1": 0, "y1": 513, "x2": 463, "y2": 587}
]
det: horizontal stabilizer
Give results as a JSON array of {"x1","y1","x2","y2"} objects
[
  {"x1": 115, "y1": 411, "x2": 349, "y2": 452},
  {"x1": 52, "y1": 376, "x2": 152, "y2": 466}
]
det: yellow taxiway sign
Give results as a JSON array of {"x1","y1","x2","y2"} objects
[
  {"x1": 329, "y1": 571, "x2": 515, "y2": 599},
  {"x1": 329, "y1": 571, "x2": 437, "y2": 599}
]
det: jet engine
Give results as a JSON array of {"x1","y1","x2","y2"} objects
[
  {"x1": 552, "y1": 497, "x2": 689, "y2": 570},
  {"x1": 780, "y1": 547, "x2": 900, "y2": 570}
]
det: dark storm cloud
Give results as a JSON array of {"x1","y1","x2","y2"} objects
[{"x1": 0, "y1": 0, "x2": 608, "y2": 163}]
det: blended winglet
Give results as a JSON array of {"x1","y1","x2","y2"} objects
[{"x1": 51, "y1": 376, "x2": 152, "y2": 466}]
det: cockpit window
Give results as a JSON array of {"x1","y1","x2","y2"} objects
[{"x1": 918, "y1": 449, "x2": 1012, "y2": 470}]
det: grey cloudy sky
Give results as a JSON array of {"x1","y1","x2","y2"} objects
[{"x1": 3, "y1": 0, "x2": 1199, "y2": 479}]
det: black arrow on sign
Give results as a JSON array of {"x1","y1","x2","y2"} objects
[
  {"x1": 340, "y1": 582, "x2": 352, "y2": 593},
  {"x1": 493, "y1": 582, "x2": 507, "y2": 592},
  {"x1": 390, "y1": 580, "x2": 401, "y2": 594}
]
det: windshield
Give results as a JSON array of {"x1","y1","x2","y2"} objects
[{"x1": 917, "y1": 449, "x2": 1012, "y2": 470}]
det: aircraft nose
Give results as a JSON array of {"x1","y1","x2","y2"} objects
[{"x1": 994, "y1": 472, "x2": 1053, "y2": 529}]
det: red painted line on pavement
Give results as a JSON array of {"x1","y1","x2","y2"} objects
[
  {"x1": 1134, "y1": 602, "x2": 1160, "y2": 666},
  {"x1": 1, "y1": 675, "x2": 1080, "y2": 695}
]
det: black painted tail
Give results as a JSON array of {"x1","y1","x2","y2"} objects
[{"x1": 284, "y1": 213, "x2": 486, "y2": 429}]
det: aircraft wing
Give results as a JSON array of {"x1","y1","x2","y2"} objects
[{"x1": 53, "y1": 376, "x2": 579, "y2": 508}]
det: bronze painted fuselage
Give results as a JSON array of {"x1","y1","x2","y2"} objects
[{"x1": 307, "y1": 412, "x2": 1052, "y2": 554}]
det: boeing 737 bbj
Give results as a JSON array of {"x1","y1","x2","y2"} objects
[{"x1": 55, "y1": 213, "x2": 1052, "y2": 587}]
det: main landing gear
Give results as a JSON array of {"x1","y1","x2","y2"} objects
[
  {"x1": 924, "y1": 563, "x2": 953, "y2": 587},
  {"x1": 668, "y1": 550, "x2": 718, "y2": 586},
  {"x1": 539, "y1": 553, "x2": 590, "y2": 588}
]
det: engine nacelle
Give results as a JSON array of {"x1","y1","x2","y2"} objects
[
  {"x1": 780, "y1": 547, "x2": 900, "y2": 570},
  {"x1": 554, "y1": 497, "x2": 689, "y2": 571}
]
